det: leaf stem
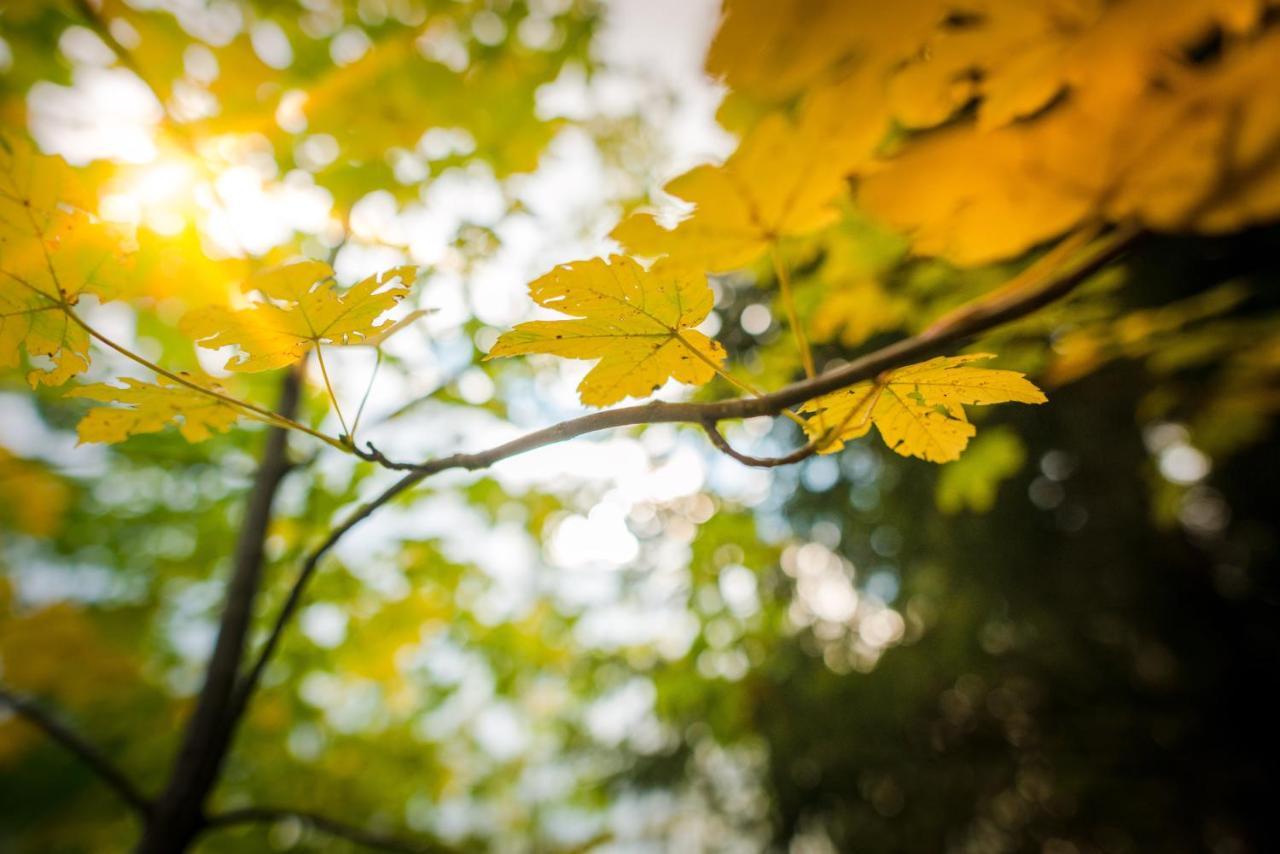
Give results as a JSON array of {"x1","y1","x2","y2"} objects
[
  {"x1": 313, "y1": 344, "x2": 351, "y2": 440},
  {"x1": 68, "y1": 310, "x2": 347, "y2": 451},
  {"x1": 771, "y1": 244, "x2": 816, "y2": 379}
]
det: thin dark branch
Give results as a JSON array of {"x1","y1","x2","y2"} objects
[
  {"x1": 229, "y1": 466, "x2": 423, "y2": 722},
  {"x1": 700, "y1": 420, "x2": 820, "y2": 468},
  {"x1": 230, "y1": 228, "x2": 1139, "y2": 733},
  {"x1": 206, "y1": 807, "x2": 444, "y2": 854},
  {"x1": 0, "y1": 686, "x2": 151, "y2": 815}
]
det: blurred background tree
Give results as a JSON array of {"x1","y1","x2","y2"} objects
[{"x1": 1, "y1": 1, "x2": 1278, "y2": 853}]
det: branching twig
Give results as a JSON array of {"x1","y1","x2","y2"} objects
[
  {"x1": 229, "y1": 466, "x2": 425, "y2": 723},
  {"x1": 206, "y1": 807, "x2": 445, "y2": 854},
  {"x1": 233, "y1": 227, "x2": 1140, "y2": 729},
  {"x1": 700, "y1": 420, "x2": 820, "y2": 468},
  {"x1": 355, "y1": 228, "x2": 1138, "y2": 474},
  {"x1": 0, "y1": 686, "x2": 151, "y2": 815}
]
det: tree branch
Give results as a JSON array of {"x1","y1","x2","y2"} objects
[
  {"x1": 137, "y1": 371, "x2": 302, "y2": 853},
  {"x1": 360, "y1": 227, "x2": 1139, "y2": 474},
  {"x1": 0, "y1": 686, "x2": 151, "y2": 815},
  {"x1": 229, "y1": 465, "x2": 424, "y2": 722},
  {"x1": 205, "y1": 807, "x2": 447, "y2": 854},
  {"x1": 231, "y1": 228, "x2": 1139, "y2": 732}
]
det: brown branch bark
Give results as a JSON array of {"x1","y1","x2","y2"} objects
[
  {"x1": 135, "y1": 371, "x2": 301, "y2": 853},
  {"x1": 206, "y1": 807, "x2": 448, "y2": 853},
  {"x1": 357, "y1": 227, "x2": 1137, "y2": 474},
  {"x1": 0, "y1": 686, "x2": 152, "y2": 815},
  {"x1": 233, "y1": 227, "x2": 1138, "y2": 734}
]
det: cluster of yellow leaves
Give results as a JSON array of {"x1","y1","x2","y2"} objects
[
  {"x1": 698, "y1": 0, "x2": 1280, "y2": 267},
  {"x1": 860, "y1": 0, "x2": 1280, "y2": 264},
  {"x1": 11, "y1": 0, "x2": 1273, "y2": 473},
  {"x1": 0, "y1": 135, "x2": 133, "y2": 386},
  {"x1": 486, "y1": 255, "x2": 725, "y2": 406},
  {"x1": 67, "y1": 261, "x2": 418, "y2": 445},
  {"x1": 181, "y1": 262, "x2": 416, "y2": 372},
  {"x1": 801, "y1": 355, "x2": 1046, "y2": 463}
]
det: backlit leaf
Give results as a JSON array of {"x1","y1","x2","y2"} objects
[
  {"x1": 180, "y1": 263, "x2": 416, "y2": 372},
  {"x1": 801, "y1": 354, "x2": 1046, "y2": 462},
  {"x1": 610, "y1": 113, "x2": 852, "y2": 273},
  {"x1": 0, "y1": 135, "x2": 133, "y2": 386},
  {"x1": 486, "y1": 255, "x2": 725, "y2": 407}
]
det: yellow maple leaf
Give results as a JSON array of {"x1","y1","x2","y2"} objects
[
  {"x1": 0, "y1": 136, "x2": 133, "y2": 386},
  {"x1": 68, "y1": 375, "x2": 243, "y2": 444},
  {"x1": 486, "y1": 255, "x2": 726, "y2": 407},
  {"x1": 1108, "y1": 27, "x2": 1280, "y2": 232},
  {"x1": 610, "y1": 113, "x2": 852, "y2": 273},
  {"x1": 180, "y1": 262, "x2": 416, "y2": 372},
  {"x1": 706, "y1": 0, "x2": 864, "y2": 104},
  {"x1": 800, "y1": 354, "x2": 1046, "y2": 463}
]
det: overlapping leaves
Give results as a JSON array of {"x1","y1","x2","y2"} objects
[
  {"x1": 0, "y1": 135, "x2": 133, "y2": 386},
  {"x1": 180, "y1": 262, "x2": 416, "y2": 372},
  {"x1": 610, "y1": 114, "x2": 853, "y2": 273}
]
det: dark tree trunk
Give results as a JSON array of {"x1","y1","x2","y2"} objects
[{"x1": 135, "y1": 372, "x2": 300, "y2": 853}]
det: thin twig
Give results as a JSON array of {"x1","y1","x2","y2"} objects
[
  {"x1": 314, "y1": 344, "x2": 351, "y2": 439},
  {"x1": 206, "y1": 807, "x2": 444, "y2": 853},
  {"x1": 357, "y1": 228, "x2": 1138, "y2": 473},
  {"x1": 0, "y1": 686, "x2": 151, "y2": 815},
  {"x1": 70, "y1": 310, "x2": 348, "y2": 451},
  {"x1": 229, "y1": 466, "x2": 425, "y2": 723},
  {"x1": 234, "y1": 227, "x2": 1139, "y2": 727},
  {"x1": 700, "y1": 420, "x2": 820, "y2": 468}
]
